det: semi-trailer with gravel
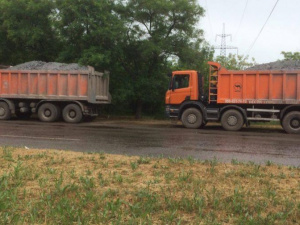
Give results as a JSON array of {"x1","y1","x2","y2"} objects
[
  {"x1": 0, "y1": 64, "x2": 111, "y2": 123},
  {"x1": 165, "y1": 61, "x2": 300, "y2": 133}
]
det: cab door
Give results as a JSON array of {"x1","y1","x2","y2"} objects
[{"x1": 169, "y1": 74, "x2": 191, "y2": 105}]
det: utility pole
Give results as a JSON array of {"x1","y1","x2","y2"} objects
[{"x1": 215, "y1": 23, "x2": 238, "y2": 57}]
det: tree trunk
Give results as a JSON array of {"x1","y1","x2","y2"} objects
[{"x1": 135, "y1": 100, "x2": 143, "y2": 119}]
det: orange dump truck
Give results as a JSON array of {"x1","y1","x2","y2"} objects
[
  {"x1": 165, "y1": 62, "x2": 300, "y2": 133},
  {"x1": 0, "y1": 67, "x2": 111, "y2": 123}
]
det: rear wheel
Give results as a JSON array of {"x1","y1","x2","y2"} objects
[
  {"x1": 63, "y1": 104, "x2": 83, "y2": 123},
  {"x1": 221, "y1": 109, "x2": 244, "y2": 131},
  {"x1": 181, "y1": 108, "x2": 203, "y2": 129},
  {"x1": 282, "y1": 111, "x2": 300, "y2": 134},
  {"x1": 38, "y1": 103, "x2": 58, "y2": 122},
  {"x1": 0, "y1": 102, "x2": 11, "y2": 120}
]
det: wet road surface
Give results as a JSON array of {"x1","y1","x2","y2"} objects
[{"x1": 0, "y1": 119, "x2": 299, "y2": 166}]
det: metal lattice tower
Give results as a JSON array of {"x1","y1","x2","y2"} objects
[{"x1": 215, "y1": 23, "x2": 238, "y2": 57}]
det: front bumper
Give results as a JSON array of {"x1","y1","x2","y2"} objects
[{"x1": 165, "y1": 105, "x2": 179, "y2": 118}]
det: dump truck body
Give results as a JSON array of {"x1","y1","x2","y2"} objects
[
  {"x1": 211, "y1": 62, "x2": 300, "y2": 105},
  {"x1": 165, "y1": 62, "x2": 300, "y2": 133},
  {"x1": 0, "y1": 66, "x2": 111, "y2": 123}
]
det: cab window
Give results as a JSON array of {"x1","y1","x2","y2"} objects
[{"x1": 173, "y1": 75, "x2": 190, "y2": 89}]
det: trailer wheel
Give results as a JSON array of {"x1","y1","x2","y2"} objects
[
  {"x1": 38, "y1": 103, "x2": 58, "y2": 122},
  {"x1": 181, "y1": 108, "x2": 203, "y2": 129},
  {"x1": 221, "y1": 109, "x2": 244, "y2": 131},
  {"x1": 282, "y1": 111, "x2": 300, "y2": 134},
  {"x1": 0, "y1": 102, "x2": 11, "y2": 120},
  {"x1": 63, "y1": 104, "x2": 83, "y2": 123}
]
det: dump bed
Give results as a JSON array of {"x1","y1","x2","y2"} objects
[
  {"x1": 0, "y1": 66, "x2": 111, "y2": 104},
  {"x1": 208, "y1": 62, "x2": 300, "y2": 105}
]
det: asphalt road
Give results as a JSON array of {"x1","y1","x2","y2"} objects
[{"x1": 0, "y1": 119, "x2": 299, "y2": 166}]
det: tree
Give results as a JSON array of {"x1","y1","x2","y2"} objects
[
  {"x1": 116, "y1": 0, "x2": 206, "y2": 118},
  {"x1": 0, "y1": 0, "x2": 59, "y2": 64},
  {"x1": 54, "y1": 0, "x2": 124, "y2": 67},
  {"x1": 281, "y1": 51, "x2": 300, "y2": 60},
  {"x1": 215, "y1": 54, "x2": 256, "y2": 70}
]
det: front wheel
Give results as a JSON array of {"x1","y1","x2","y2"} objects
[
  {"x1": 221, "y1": 109, "x2": 244, "y2": 131},
  {"x1": 181, "y1": 108, "x2": 203, "y2": 129},
  {"x1": 282, "y1": 111, "x2": 300, "y2": 134}
]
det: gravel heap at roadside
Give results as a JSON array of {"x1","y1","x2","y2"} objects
[
  {"x1": 7, "y1": 61, "x2": 88, "y2": 71},
  {"x1": 246, "y1": 60, "x2": 300, "y2": 70}
]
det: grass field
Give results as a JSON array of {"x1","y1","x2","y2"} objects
[{"x1": 0, "y1": 147, "x2": 299, "y2": 224}]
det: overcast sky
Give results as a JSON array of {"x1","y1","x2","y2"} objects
[{"x1": 198, "y1": 0, "x2": 300, "y2": 64}]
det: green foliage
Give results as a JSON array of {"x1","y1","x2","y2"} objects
[
  {"x1": 0, "y1": 0, "x2": 213, "y2": 118},
  {"x1": 0, "y1": 0, "x2": 59, "y2": 64},
  {"x1": 281, "y1": 51, "x2": 300, "y2": 60},
  {"x1": 114, "y1": 0, "x2": 208, "y2": 118},
  {"x1": 215, "y1": 54, "x2": 256, "y2": 70}
]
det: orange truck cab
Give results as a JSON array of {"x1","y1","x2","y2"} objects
[{"x1": 165, "y1": 62, "x2": 300, "y2": 134}]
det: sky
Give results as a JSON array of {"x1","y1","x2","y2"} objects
[{"x1": 197, "y1": 0, "x2": 300, "y2": 64}]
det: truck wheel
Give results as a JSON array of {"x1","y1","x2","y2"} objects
[
  {"x1": 38, "y1": 103, "x2": 58, "y2": 122},
  {"x1": 221, "y1": 109, "x2": 244, "y2": 131},
  {"x1": 63, "y1": 104, "x2": 83, "y2": 123},
  {"x1": 182, "y1": 108, "x2": 203, "y2": 129},
  {"x1": 0, "y1": 102, "x2": 11, "y2": 120},
  {"x1": 282, "y1": 111, "x2": 300, "y2": 134}
]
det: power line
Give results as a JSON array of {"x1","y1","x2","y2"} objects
[
  {"x1": 245, "y1": 0, "x2": 280, "y2": 55},
  {"x1": 234, "y1": 0, "x2": 249, "y2": 39}
]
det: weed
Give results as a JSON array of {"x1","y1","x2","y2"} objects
[
  {"x1": 2, "y1": 146, "x2": 15, "y2": 162},
  {"x1": 130, "y1": 162, "x2": 138, "y2": 170},
  {"x1": 231, "y1": 158, "x2": 240, "y2": 165},
  {"x1": 137, "y1": 157, "x2": 151, "y2": 165}
]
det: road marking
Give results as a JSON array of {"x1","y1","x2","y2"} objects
[{"x1": 0, "y1": 135, "x2": 80, "y2": 142}]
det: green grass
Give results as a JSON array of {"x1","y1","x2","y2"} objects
[{"x1": 0, "y1": 147, "x2": 299, "y2": 224}]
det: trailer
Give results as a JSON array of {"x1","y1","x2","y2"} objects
[
  {"x1": 165, "y1": 62, "x2": 300, "y2": 133},
  {"x1": 0, "y1": 66, "x2": 111, "y2": 123}
]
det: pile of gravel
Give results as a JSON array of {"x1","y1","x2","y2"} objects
[
  {"x1": 246, "y1": 60, "x2": 300, "y2": 70},
  {"x1": 7, "y1": 61, "x2": 89, "y2": 71}
]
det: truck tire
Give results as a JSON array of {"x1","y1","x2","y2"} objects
[
  {"x1": 0, "y1": 102, "x2": 11, "y2": 120},
  {"x1": 63, "y1": 104, "x2": 83, "y2": 123},
  {"x1": 221, "y1": 109, "x2": 244, "y2": 131},
  {"x1": 182, "y1": 108, "x2": 203, "y2": 129},
  {"x1": 38, "y1": 103, "x2": 58, "y2": 122},
  {"x1": 282, "y1": 111, "x2": 300, "y2": 134}
]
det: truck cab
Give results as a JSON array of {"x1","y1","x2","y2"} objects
[{"x1": 165, "y1": 70, "x2": 207, "y2": 128}]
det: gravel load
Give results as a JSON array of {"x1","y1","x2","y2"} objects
[
  {"x1": 246, "y1": 60, "x2": 300, "y2": 70},
  {"x1": 7, "y1": 61, "x2": 89, "y2": 71}
]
